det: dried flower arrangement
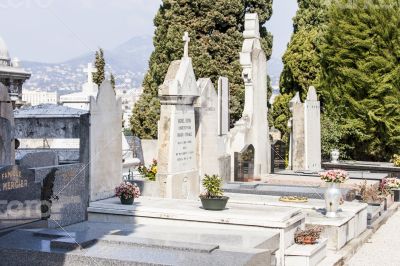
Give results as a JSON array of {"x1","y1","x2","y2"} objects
[
  {"x1": 357, "y1": 180, "x2": 387, "y2": 204},
  {"x1": 294, "y1": 226, "x2": 323, "y2": 245}
]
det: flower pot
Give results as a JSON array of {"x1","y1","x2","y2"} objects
[
  {"x1": 325, "y1": 183, "x2": 341, "y2": 218},
  {"x1": 120, "y1": 197, "x2": 134, "y2": 205},
  {"x1": 392, "y1": 189, "x2": 400, "y2": 202},
  {"x1": 200, "y1": 196, "x2": 229, "y2": 211}
]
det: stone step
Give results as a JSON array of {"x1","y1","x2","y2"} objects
[
  {"x1": 0, "y1": 227, "x2": 273, "y2": 266},
  {"x1": 87, "y1": 196, "x2": 306, "y2": 265},
  {"x1": 285, "y1": 238, "x2": 328, "y2": 266}
]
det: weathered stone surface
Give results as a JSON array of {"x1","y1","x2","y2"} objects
[
  {"x1": 195, "y1": 78, "x2": 227, "y2": 179},
  {"x1": 0, "y1": 83, "x2": 15, "y2": 165},
  {"x1": 285, "y1": 238, "x2": 327, "y2": 266},
  {"x1": 33, "y1": 163, "x2": 88, "y2": 228},
  {"x1": 89, "y1": 81, "x2": 122, "y2": 201},
  {"x1": 289, "y1": 86, "x2": 322, "y2": 172},
  {"x1": 217, "y1": 77, "x2": 229, "y2": 136},
  {"x1": 156, "y1": 34, "x2": 199, "y2": 199},
  {"x1": 304, "y1": 87, "x2": 321, "y2": 171},
  {"x1": 0, "y1": 165, "x2": 41, "y2": 231},
  {"x1": 292, "y1": 97, "x2": 305, "y2": 171},
  {"x1": 17, "y1": 151, "x2": 58, "y2": 169}
]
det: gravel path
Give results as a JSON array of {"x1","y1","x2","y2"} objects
[{"x1": 347, "y1": 209, "x2": 400, "y2": 266}]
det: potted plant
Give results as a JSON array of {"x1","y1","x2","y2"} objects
[
  {"x1": 138, "y1": 159, "x2": 157, "y2": 181},
  {"x1": 199, "y1": 174, "x2": 229, "y2": 211},
  {"x1": 294, "y1": 226, "x2": 323, "y2": 245},
  {"x1": 319, "y1": 169, "x2": 349, "y2": 218},
  {"x1": 384, "y1": 177, "x2": 400, "y2": 202},
  {"x1": 115, "y1": 181, "x2": 141, "y2": 205}
]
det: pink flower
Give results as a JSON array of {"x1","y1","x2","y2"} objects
[
  {"x1": 319, "y1": 169, "x2": 349, "y2": 183},
  {"x1": 115, "y1": 182, "x2": 141, "y2": 199}
]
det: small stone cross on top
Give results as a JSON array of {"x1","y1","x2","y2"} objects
[
  {"x1": 84, "y1": 63, "x2": 97, "y2": 84},
  {"x1": 183, "y1": 32, "x2": 190, "y2": 58}
]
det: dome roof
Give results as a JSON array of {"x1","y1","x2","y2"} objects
[{"x1": 0, "y1": 36, "x2": 10, "y2": 61}]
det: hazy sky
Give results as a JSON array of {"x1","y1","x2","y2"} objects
[{"x1": 0, "y1": 0, "x2": 297, "y2": 63}]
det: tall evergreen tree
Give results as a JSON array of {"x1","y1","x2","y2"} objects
[
  {"x1": 280, "y1": 0, "x2": 328, "y2": 99},
  {"x1": 93, "y1": 48, "x2": 106, "y2": 86},
  {"x1": 319, "y1": 0, "x2": 400, "y2": 160},
  {"x1": 131, "y1": 0, "x2": 273, "y2": 139}
]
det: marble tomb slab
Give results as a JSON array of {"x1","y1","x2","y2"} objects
[{"x1": 88, "y1": 196, "x2": 304, "y2": 228}]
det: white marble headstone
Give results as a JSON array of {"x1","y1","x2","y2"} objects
[
  {"x1": 157, "y1": 33, "x2": 200, "y2": 199},
  {"x1": 304, "y1": 86, "x2": 321, "y2": 171}
]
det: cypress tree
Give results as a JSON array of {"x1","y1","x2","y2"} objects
[
  {"x1": 319, "y1": 0, "x2": 400, "y2": 160},
  {"x1": 131, "y1": 0, "x2": 273, "y2": 139},
  {"x1": 280, "y1": 0, "x2": 328, "y2": 99},
  {"x1": 93, "y1": 48, "x2": 106, "y2": 86}
]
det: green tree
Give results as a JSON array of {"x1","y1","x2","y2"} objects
[
  {"x1": 280, "y1": 0, "x2": 328, "y2": 98},
  {"x1": 319, "y1": 0, "x2": 400, "y2": 160},
  {"x1": 131, "y1": 0, "x2": 273, "y2": 139},
  {"x1": 93, "y1": 48, "x2": 105, "y2": 86},
  {"x1": 268, "y1": 94, "x2": 292, "y2": 145}
]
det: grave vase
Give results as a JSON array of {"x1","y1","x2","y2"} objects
[{"x1": 324, "y1": 182, "x2": 341, "y2": 218}]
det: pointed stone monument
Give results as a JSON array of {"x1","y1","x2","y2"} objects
[
  {"x1": 289, "y1": 87, "x2": 321, "y2": 171},
  {"x1": 156, "y1": 32, "x2": 200, "y2": 199},
  {"x1": 195, "y1": 78, "x2": 227, "y2": 178},
  {"x1": 227, "y1": 13, "x2": 271, "y2": 180},
  {"x1": 89, "y1": 80, "x2": 122, "y2": 201},
  {"x1": 0, "y1": 83, "x2": 15, "y2": 165}
]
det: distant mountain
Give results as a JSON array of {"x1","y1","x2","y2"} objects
[
  {"x1": 22, "y1": 35, "x2": 154, "y2": 94},
  {"x1": 22, "y1": 35, "x2": 283, "y2": 93}
]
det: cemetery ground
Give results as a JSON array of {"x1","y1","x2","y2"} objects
[{"x1": 1, "y1": 12, "x2": 400, "y2": 266}]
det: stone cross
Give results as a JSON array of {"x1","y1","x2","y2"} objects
[
  {"x1": 183, "y1": 32, "x2": 190, "y2": 58},
  {"x1": 83, "y1": 63, "x2": 97, "y2": 84}
]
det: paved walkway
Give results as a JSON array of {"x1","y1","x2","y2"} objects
[{"x1": 347, "y1": 209, "x2": 400, "y2": 266}]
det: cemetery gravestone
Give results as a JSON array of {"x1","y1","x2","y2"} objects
[
  {"x1": 227, "y1": 13, "x2": 271, "y2": 180},
  {"x1": 290, "y1": 93, "x2": 304, "y2": 171},
  {"x1": 304, "y1": 86, "x2": 321, "y2": 171},
  {"x1": 89, "y1": 81, "x2": 122, "y2": 201},
  {"x1": 0, "y1": 165, "x2": 42, "y2": 231},
  {"x1": 157, "y1": 32, "x2": 200, "y2": 199},
  {"x1": 195, "y1": 78, "x2": 227, "y2": 178},
  {"x1": 33, "y1": 163, "x2": 88, "y2": 228},
  {"x1": 289, "y1": 87, "x2": 322, "y2": 171}
]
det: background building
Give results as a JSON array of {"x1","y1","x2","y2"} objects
[
  {"x1": 22, "y1": 90, "x2": 59, "y2": 106},
  {"x1": 0, "y1": 36, "x2": 31, "y2": 108}
]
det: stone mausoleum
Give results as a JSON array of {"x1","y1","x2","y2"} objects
[{"x1": 0, "y1": 35, "x2": 31, "y2": 108}]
